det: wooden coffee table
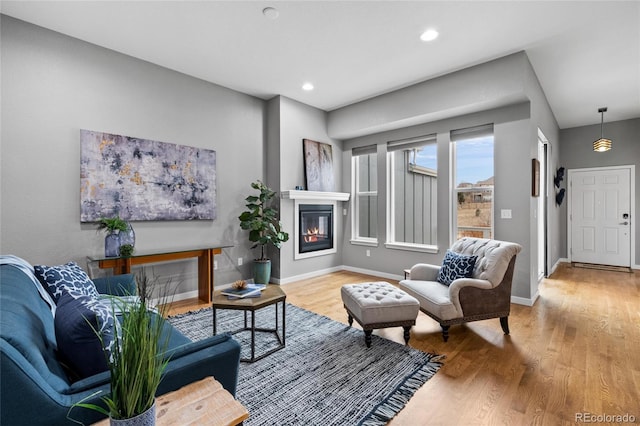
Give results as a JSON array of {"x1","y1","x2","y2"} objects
[{"x1": 212, "y1": 285, "x2": 286, "y2": 363}]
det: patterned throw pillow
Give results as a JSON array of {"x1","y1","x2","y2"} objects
[
  {"x1": 437, "y1": 250, "x2": 478, "y2": 286},
  {"x1": 34, "y1": 262, "x2": 99, "y2": 303},
  {"x1": 54, "y1": 292, "x2": 116, "y2": 380}
]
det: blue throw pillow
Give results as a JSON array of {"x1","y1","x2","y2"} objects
[
  {"x1": 34, "y1": 262, "x2": 99, "y2": 303},
  {"x1": 437, "y1": 250, "x2": 478, "y2": 286},
  {"x1": 54, "y1": 292, "x2": 115, "y2": 380}
]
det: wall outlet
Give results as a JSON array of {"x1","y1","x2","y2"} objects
[
  {"x1": 366, "y1": 249, "x2": 371, "y2": 257},
  {"x1": 501, "y1": 209, "x2": 512, "y2": 219},
  {"x1": 237, "y1": 257, "x2": 243, "y2": 266},
  {"x1": 214, "y1": 260, "x2": 218, "y2": 270}
]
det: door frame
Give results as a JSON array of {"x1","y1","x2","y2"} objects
[
  {"x1": 567, "y1": 165, "x2": 636, "y2": 268},
  {"x1": 537, "y1": 130, "x2": 549, "y2": 279}
]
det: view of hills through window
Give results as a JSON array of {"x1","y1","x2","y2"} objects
[{"x1": 455, "y1": 136, "x2": 494, "y2": 239}]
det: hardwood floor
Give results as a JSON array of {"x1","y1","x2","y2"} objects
[{"x1": 166, "y1": 264, "x2": 640, "y2": 425}]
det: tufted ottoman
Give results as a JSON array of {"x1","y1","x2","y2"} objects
[{"x1": 341, "y1": 281, "x2": 420, "y2": 347}]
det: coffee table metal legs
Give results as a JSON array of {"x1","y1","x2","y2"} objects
[{"x1": 212, "y1": 300, "x2": 286, "y2": 363}]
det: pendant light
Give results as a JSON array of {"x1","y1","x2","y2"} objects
[{"x1": 593, "y1": 107, "x2": 612, "y2": 152}]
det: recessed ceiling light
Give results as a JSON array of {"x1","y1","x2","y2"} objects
[
  {"x1": 262, "y1": 7, "x2": 279, "y2": 20},
  {"x1": 302, "y1": 82, "x2": 314, "y2": 91},
  {"x1": 420, "y1": 29, "x2": 439, "y2": 42}
]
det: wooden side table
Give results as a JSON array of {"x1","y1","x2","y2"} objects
[{"x1": 93, "y1": 377, "x2": 248, "y2": 426}]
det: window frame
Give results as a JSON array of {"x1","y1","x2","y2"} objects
[
  {"x1": 450, "y1": 125, "x2": 495, "y2": 244},
  {"x1": 350, "y1": 150, "x2": 378, "y2": 247},
  {"x1": 385, "y1": 135, "x2": 438, "y2": 254}
]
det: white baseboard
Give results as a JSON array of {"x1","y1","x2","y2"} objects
[
  {"x1": 340, "y1": 265, "x2": 404, "y2": 282},
  {"x1": 550, "y1": 258, "x2": 569, "y2": 274},
  {"x1": 511, "y1": 295, "x2": 536, "y2": 307},
  {"x1": 272, "y1": 266, "x2": 344, "y2": 285}
]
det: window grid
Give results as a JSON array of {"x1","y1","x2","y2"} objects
[{"x1": 351, "y1": 153, "x2": 378, "y2": 244}]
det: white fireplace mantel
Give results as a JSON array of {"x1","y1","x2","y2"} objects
[{"x1": 281, "y1": 190, "x2": 350, "y2": 201}]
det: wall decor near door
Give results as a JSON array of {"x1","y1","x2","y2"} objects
[
  {"x1": 303, "y1": 139, "x2": 335, "y2": 192},
  {"x1": 80, "y1": 129, "x2": 216, "y2": 221},
  {"x1": 531, "y1": 158, "x2": 540, "y2": 197}
]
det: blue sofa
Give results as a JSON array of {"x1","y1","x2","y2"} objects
[{"x1": 0, "y1": 262, "x2": 241, "y2": 425}]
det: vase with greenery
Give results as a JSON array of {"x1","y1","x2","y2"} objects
[
  {"x1": 238, "y1": 180, "x2": 289, "y2": 284},
  {"x1": 76, "y1": 273, "x2": 170, "y2": 425},
  {"x1": 97, "y1": 216, "x2": 129, "y2": 257}
]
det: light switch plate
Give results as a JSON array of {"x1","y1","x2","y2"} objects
[{"x1": 501, "y1": 209, "x2": 512, "y2": 219}]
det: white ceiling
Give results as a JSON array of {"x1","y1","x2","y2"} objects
[{"x1": 2, "y1": 1, "x2": 639, "y2": 130}]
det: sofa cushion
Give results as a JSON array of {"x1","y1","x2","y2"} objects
[
  {"x1": 437, "y1": 250, "x2": 477, "y2": 286},
  {"x1": 34, "y1": 262, "x2": 99, "y2": 303},
  {"x1": 399, "y1": 280, "x2": 460, "y2": 321},
  {"x1": 54, "y1": 292, "x2": 115, "y2": 380}
]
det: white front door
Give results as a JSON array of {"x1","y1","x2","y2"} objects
[{"x1": 569, "y1": 167, "x2": 631, "y2": 267}]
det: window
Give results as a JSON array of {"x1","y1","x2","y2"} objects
[
  {"x1": 451, "y1": 125, "x2": 494, "y2": 241},
  {"x1": 351, "y1": 146, "x2": 377, "y2": 245},
  {"x1": 386, "y1": 135, "x2": 438, "y2": 252}
]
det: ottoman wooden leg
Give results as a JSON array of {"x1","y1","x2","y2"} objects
[
  {"x1": 402, "y1": 326, "x2": 411, "y2": 345},
  {"x1": 364, "y1": 329, "x2": 372, "y2": 348},
  {"x1": 347, "y1": 313, "x2": 353, "y2": 327}
]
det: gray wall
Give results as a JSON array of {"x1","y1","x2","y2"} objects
[
  {"x1": 559, "y1": 118, "x2": 640, "y2": 266},
  {"x1": 341, "y1": 104, "x2": 540, "y2": 300},
  {"x1": 1, "y1": 16, "x2": 266, "y2": 292},
  {"x1": 267, "y1": 96, "x2": 344, "y2": 282},
  {"x1": 327, "y1": 52, "x2": 530, "y2": 140},
  {"x1": 333, "y1": 52, "x2": 562, "y2": 303}
]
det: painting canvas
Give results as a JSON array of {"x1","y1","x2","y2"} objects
[
  {"x1": 303, "y1": 139, "x2": 335, "y2": 192},
  {"x1": 80, "y1": 130, "x2": 216, "y2": 221}
]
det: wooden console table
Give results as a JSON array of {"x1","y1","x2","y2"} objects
[
  {"x1": 93, "y1": 377, "x2": 249, "y2": 426},
  {"x1": 88, "y1": 245, "x2": 231, "y2": 303}
]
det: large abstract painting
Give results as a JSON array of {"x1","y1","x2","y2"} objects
[
  {"x1": 80, "y1": 130, "x2": 216, "y2": 221},
  {"x1": 303, "y1": 139, "x2": 335, "y2": 192}
]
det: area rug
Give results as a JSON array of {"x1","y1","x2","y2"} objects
[{"x1": 168, "y1": 303, "x2": 443, "y2": 426}]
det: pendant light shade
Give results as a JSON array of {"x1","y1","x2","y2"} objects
[{"x1": 593, "y1": 107, "x2": 612, "y2": 152}]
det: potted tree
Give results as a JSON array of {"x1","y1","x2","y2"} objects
[{"x1": 238, "y1": 180, "x2": 289, "y2": 284}]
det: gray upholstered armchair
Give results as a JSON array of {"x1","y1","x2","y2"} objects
[{"x1": 399, "y1": 237, "x2": 522, "y2": 341}]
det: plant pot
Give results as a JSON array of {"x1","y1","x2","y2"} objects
[
  {"x1": 110, "y1": 401, "x2": 156, "y2": 426},
  {"x1": 105, "y1": 232, "x2": 120, "y2": 257},
  {"x1": 254, "y1": 259, "x2": 271, "y2": 284}
]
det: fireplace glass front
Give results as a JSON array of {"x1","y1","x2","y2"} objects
[{"x1": 299, "y1": 204, "x2": 333, "y2": 254}]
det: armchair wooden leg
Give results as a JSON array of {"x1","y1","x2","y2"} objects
[
  {"x1": 500, "y1": 316, "x2": 510, "y2": 335},
  {"x1": 441, "y1": 325, "x2": 450, "y2": 342}
]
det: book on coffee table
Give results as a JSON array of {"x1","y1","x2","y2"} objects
[
  {"x1": 221, "y1": 287, "x2": 262, "y2": 299},
  {"x1": 224, "y1": 284, "x2": 267, "y2": 299}
]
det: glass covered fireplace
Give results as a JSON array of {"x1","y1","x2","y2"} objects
[{"x1": 298, "y1": 204, "x2": 333, "y2": 254}]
